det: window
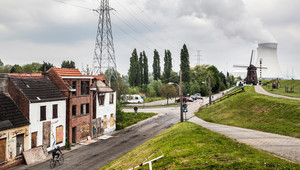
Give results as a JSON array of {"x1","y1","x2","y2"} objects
[
  {"x1": 81, "y1": 104, "x2": 89, "y2": 115},
  {"x1": 40, "y1": 106, "x2": 46, "y2": 121},
  {"x1": 72, "y1": 81, "x2": 77, "y2": 96},
  {"x1": 98, "y1": 93, "x2": 105, "y2": 105},
  {"x1": 72, "y1": 105, "x2": 76, "y2": 116},
  {"x1": 109, "y1": 93, "x2": 114, "y2": 104},
  {"x1": 52, "y1": 104, "x2": 58, "y2": 118},
  {"x1": 81, "y1": 81, "x2": 89, "y2": 95}
]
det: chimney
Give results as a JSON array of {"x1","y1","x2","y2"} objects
[
  {"x1": 42, "y1": 66, "x2": 48, "y2": 77},
  {"x1": 0, "y1": 74, "x2": 8, "y2": 94}
]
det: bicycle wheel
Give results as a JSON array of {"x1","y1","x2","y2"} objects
[
  {"x1": 50, "y1": 159, "x2": 56, "y2": 169},
  {"x1": 58, "y1": 155, "x2": 64, "y2": 165}
]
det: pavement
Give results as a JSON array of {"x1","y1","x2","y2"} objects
[{"x1": 255, "y1": 85, "x2": 300, "y2": 100}]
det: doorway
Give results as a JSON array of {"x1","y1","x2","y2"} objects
[
  {"x1": 72, "y1": 127, "x2": 76, "y2": 143},
  {"x1": 16, "y1": 134, "x2": 24, "y2": 156},
  {"x1": 0, "y1": 138, "x2": 6, "y2": 162}
]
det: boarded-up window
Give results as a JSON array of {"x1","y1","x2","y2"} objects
[
  {"x1": 43, "y1": 122, "x2": 51, "y2": 147},
  {"x1": 98, "y1": 93, "x2": 105, "y2": 105},
  {"x1": 72, "y1": 105, "x2": 76, "y2": 116},
  {"x1": 40, "y1": 106, "x2": 46, "y2": 121},
  {"x1": 81, "y1": 81, "x2": 89, "y2": 96},
  {"x1": 80, "y1": 124, "x2": 90, "y2": 138},
  {"x1": 56, "y1": 126, "x2": 63, "y2": 144},
  {"x1": 52, "y1": 104, "x2": 58, "y2": 118},
  {"x1": 31, "y1": 132, "x2": 37, "y2": 148},
  {"x1": 109, "y1": 93, "x2": 114, "y2": 104}
]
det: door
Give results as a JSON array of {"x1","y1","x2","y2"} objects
[
  {"x1": 72, "y1": 127, "x2": 76, "y2": 143},
  {"x1": 43, "y1": 121, "x2": 51, "y2": 147},
  {"x1": 16, "y1": 134, "x2": 24, "y2": 156},
  {"x1": 0, "y1": 138, "x2": 6, "y2": 163},
  {"x1": 31, "y1": 132, "x2": 37, "y2": 148}
]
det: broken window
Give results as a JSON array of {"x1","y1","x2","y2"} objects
[
  {"x1": 52, "y1": 104, "x2": 58, "y2": 118},
  {"x1": 40, "y1": 106, "x2": 46, "y2": 121},
  {"x1": 81, "y1": 81, "x2": 89, "y2": 96},
  {"x1": 98, "y1": 93, "x2": 105, "y2": 105},
  {"x1": 81, "y1": 104, "x2": 89, "y2": 115},
  {"x1": 72, "y1": 81, "x2": 77, "y2": 96},
  {"x1": 109, "y1": 93, "x2": 114, "y2": 104},
  {"x1": 72, "y1": 105, "x2": 76, "y2": 116}
]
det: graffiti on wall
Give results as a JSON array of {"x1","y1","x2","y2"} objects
[
  {"x1": 12, "y1": 129, "x2": 23, "y2": 136},
  {"x1": 80, "y1": 124, "x2": 89, "y2": 139},
  {"x1": 96, "y1": 118, "x2": 103, "y2": 136},
  {"x1": 0, "y1": 132, "x2": 6, "y2": 138},
  {"x1": 56, "y1": 126, "x2": 63, "y2": 144}
]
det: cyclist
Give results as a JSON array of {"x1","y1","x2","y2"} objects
[{"x1": 52, "y1": 146, "x2": 62, "y2": 160}]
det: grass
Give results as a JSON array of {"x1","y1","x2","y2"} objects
[
  {"x1": 261, "y1": 79, "x2": 300, "y2": 98},
  {"x1": 195, "y1": 86, "x2": 300, "y2": 138},
  {"x1": 116, "y1": 112, "x2": 157, "y2": 130},
  {"x1": 101, "y1": 122, "x2": 300, "y2": 169}
]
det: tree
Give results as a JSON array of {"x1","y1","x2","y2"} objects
[
  {"x1": 128, "y1": 49, "x2": 141, "y2": 87},
  {"x1": 39, "y1": 61, "x2": 53, "y2": 72},
  {"x1": 139, "y1": 52, "x2": 144, "y2": 86},
  {"x1": 208, "y1": 65, "x2": 221, "y2": 93},
  {"x1": 10, "y1": 64, "x2": 22, "y2": 73},
  {"x1": 22, "y1": 62, "x2": 42, "y2": 73},
  {"x1": 0, "y1": 59, "x2": 3, "y2": 67},
  {"x1": 160, "y1": 84, "x2": 177, "y2": 104},
  {"x1": 105, "y1": 68, "x2": 128, "y2": 100},
  {"x1": 143, "y1": 51, "x2": 149, "y2": 85},
  {"x1": 149, "y1": 79, "x2": 163, "y2": 97},
  {"x1": 163, "y1": 50, "x2": 172, "y2": 83},
  {"x1": 61, "y1": 60, "x2": 75, "y2": 68},
  {"x1": 152, "y1": 49, "x2": 161, "y2": 80},
  {"x1": 180, "y1": 44, "x2": 190, "y2": 83}
]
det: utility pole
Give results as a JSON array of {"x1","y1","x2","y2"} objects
[
  {"x1": 92, "y1": 0, "x2": 117, "y2": 86},
  {"x1": 208, "y1": 73, "x2": 212, "y2": 105},
  {"x1": 179, "y1": 71, "x2": 183, "y2": 122}
]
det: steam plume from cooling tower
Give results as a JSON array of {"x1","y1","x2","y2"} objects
[{"x1": 146, "y1": 0, "x2": 276, "y2": 43}]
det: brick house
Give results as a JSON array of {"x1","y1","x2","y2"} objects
[
  {"x1": 47, "y1": 68, "x2": 95, "y2": 144},
  {"x1": 7, "y1": 75, "x2": 66, "y2": 151},
  {"x1": 0, "y1": 92, "x2": 30, "y2": 169}
]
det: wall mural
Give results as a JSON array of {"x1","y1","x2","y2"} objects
[
  {"x1": 110, "y1": 114, "x2": 115, "y2": 127},
  {"x1": 80, "y1": 124, "x2": 90, "y2": 139}
]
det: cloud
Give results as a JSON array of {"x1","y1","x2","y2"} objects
[{"x1": 145, "y1": 0, "x2": 276, "y2": 43}]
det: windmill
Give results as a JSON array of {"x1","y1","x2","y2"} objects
[{"x1": 233, "y1": 50, "x2": 267, "y2": 85}]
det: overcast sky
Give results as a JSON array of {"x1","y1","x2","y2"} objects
[{"x1": 0, "y1": 0, "x2": 299, "y2": 79}]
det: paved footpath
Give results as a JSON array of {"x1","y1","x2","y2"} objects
[
  {"x1": 186, "y1": 88, "x2": 300, "y2": 163},
  {"x1": 255, "y1": 85, "x2": 300, "y2": 100}
]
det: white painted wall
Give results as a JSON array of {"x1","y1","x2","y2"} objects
[
  {"x1": 96, "y1": 92, "x2": 116, "y2": 134},
  {"x1": 28, "y1": 100, "x2": 66, "y2": 151}
]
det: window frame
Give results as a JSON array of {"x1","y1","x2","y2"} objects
[
  {"x1": 52, "y1": 104, "x2": 58, "y2": 119},
  {"x1": 40, "y1": 106, "x2": 46, "y2": 121}
]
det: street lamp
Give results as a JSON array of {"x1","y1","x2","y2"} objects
[{"x1": 168, "y1": 71, "x2": 183, "y2": 122}]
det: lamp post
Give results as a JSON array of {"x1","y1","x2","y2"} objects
[
  {"x1": 168, "y1": 71, "x2": 183, "y2": 122},
  {"x1": 204, "y1": 74, "x2": 212, "y2": 105}
]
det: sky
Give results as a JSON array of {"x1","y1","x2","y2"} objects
[{"x1": 0, "y1": 0, "x2": 299, "y2": 79}]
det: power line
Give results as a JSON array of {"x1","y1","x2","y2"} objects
[{"x1": 52, "y1": 0, "x2": 94, "y2": 11}]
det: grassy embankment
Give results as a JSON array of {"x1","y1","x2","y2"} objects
[
  {"x1": 261, "y1": 79, "x2": 300, "y2": 98},
  {"x1": 116, "y1": 112, "x2": 157, "y2": 130},
  {"x1": 101, "y1": 122, "x2": 300, "y2": 169},
  {"x1": 196, "y1": 86, "x2": 300, "y2": 138}
]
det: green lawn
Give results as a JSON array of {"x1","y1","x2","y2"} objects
[
  {"x1": 195, "y1": 86, "x2": 300, "y2": 138},
  {"x1": 116, "y1": 112, "x2": 157, "y2": 130},
  {"x1": 101, "y1": 122, "x2": 300, "y2": 169},
  {"x1": 122, "y1": 103, "x2": 179, "y2": 108},
  {"x1": 262, "y1": 79, "x2": 300, "y2": 98},
  {"x1": 143, "y1": 97, "x2": 166, "y2": 103}
]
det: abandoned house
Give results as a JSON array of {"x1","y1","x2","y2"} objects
[
  {"x1": 7, "y1": 74, "x2": 66, "y2": 152},
  {"x1": 90, "y1": 75, "x2": 116, "y2": 137},
  {"x1": 0, "y1": 92, "x2": 30, "y2": 169}
]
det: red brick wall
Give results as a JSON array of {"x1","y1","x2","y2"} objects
[
  {"x1": 47, "y1": 69, "x2": 69, "y2": 97},
  {"x1": 8, "y1": 79, "x2": 30, "y2": 119}
]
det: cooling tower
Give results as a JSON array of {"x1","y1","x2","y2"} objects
[{"x1": 255, "y1": 43, "x2": 283, "y2": 79}]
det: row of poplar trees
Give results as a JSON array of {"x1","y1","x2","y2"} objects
[{"x1": 128, "y1": 44, "x2": 190, "y2": 87}]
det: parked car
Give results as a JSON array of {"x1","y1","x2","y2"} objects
[
  {"x1": 190, "y1": 95, "x2": 197, "y2": 100},
  {"x1": 121, "y1": 94, "x2": 144, "y2": 104},
  {"x1": 194, "y1": 93, "x2": 203, "y2": 99},
  {"x1": 175, "y1": 97, "x2": 193, "y2": 103}
]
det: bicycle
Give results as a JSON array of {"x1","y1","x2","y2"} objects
[{"x1": 50, "y1": 152, "x2": 64, "y2": 169}]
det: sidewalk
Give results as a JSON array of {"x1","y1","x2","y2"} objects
[{"x1": 255, "y1": 85, "x2": 300, "y2": 100}]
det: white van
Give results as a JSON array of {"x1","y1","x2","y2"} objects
[{"x1": 121, "y1": 94, "x2": 144, "y2": 104}]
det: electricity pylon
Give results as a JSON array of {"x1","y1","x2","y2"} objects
[{"x1": 92, "y1": 0, "x2": 117, "y2": 86}]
